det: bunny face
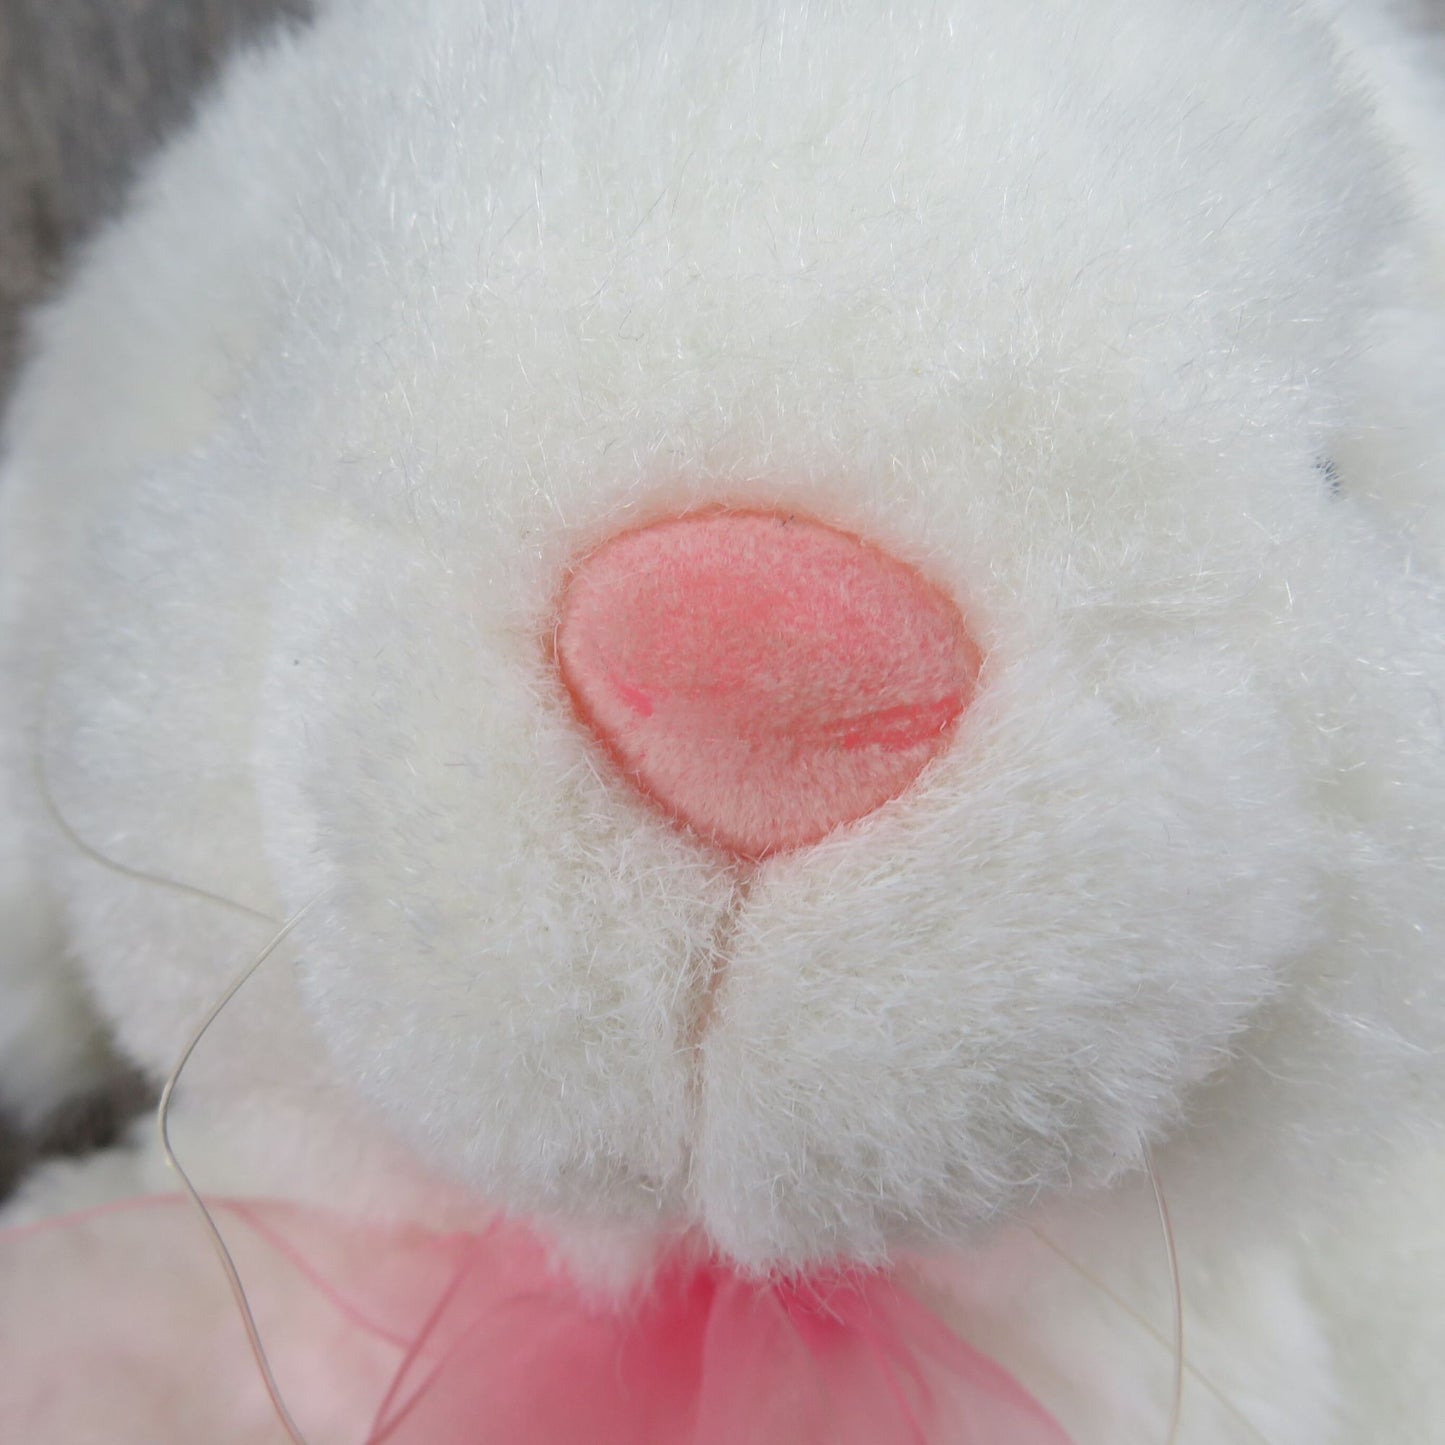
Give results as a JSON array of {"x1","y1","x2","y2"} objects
[{"x1": 8, "y1": 0, "x2": 1443, "y2": 1270}]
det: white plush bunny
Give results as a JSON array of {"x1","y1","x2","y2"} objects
[{"x1": 1, "y1": 1, "x2": 1443, "y2": 1441}]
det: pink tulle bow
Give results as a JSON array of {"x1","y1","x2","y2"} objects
[{"x1": 0, "y1": 1196, "x2": 1074, "y2": 1445}]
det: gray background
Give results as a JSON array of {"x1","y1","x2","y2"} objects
[{"x1": 0, "y1": 0, "x2": 310, "y2": 392}]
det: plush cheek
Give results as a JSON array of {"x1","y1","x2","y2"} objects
[
  {"x1": 690, "y1": 643, "x2": 1322, "y2": 1267},
  {"x1": 256, "y1": 518, "x2": 735, "y2": 1222}
]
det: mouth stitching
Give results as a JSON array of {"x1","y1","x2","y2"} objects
[
  {"x1": 688, "y1": 867, "x2": 754, "y2": 1052},
  {"x1": 678, "y1": 863, "x2": 755, "y2": 1192}
]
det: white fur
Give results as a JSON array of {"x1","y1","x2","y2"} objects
[{"x1": 2, "y1": 1, "x2": 1443, "y2": 1440}]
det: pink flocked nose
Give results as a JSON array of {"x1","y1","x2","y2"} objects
[{"x1": 555, "y1": 510, "x2": 981, "y2": 859}]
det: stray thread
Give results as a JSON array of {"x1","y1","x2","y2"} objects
[
  {"x1": 35, "y1": 716, "x2": 276, "y2": 926},
  {"x1": 1144, "y1": 1142, "x2": 1184, "y2": 1445},
  {"x1": 1031, "y1": 1148, "x2": 1275, "y2": 1445},
  {"x1": 158, "y1": 899, "x2": 320, "y2": 1445}
]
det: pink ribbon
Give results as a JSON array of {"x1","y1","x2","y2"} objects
[{"x1": 0, "y1": 1197, "x2": 1074, "y2": 1444}]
